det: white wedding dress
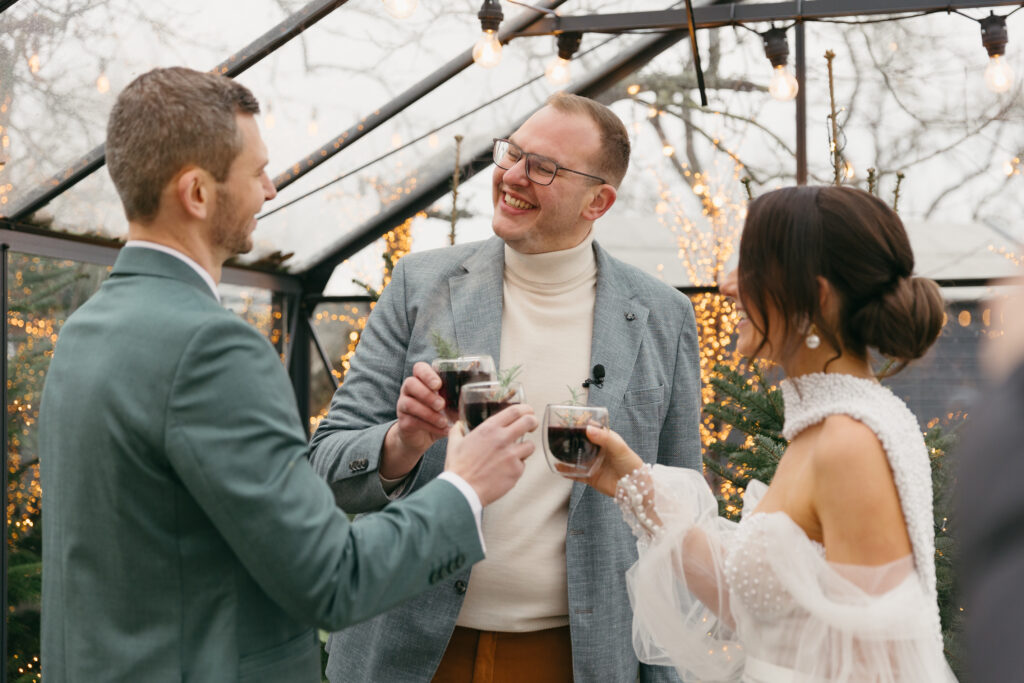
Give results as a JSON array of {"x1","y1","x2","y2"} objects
[{"x1": 616, "y1": 373, "x2": 957, "y2": 682}]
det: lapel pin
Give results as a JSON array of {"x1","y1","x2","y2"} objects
[{"x1": 625, "y1": 312, "x2": 637, "y2": 321}]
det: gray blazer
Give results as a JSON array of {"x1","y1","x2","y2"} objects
[{"x1": 310, "y1": 237, "x2": 702, "y2": 682}]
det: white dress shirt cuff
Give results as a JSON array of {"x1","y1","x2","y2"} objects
[{"x1": 437, "y1": 471, "x2": 486, "y2": 553}]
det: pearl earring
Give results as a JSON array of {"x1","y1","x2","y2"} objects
[{"x1": 805, "y1": 325, "x2": 821, "y2": 350}]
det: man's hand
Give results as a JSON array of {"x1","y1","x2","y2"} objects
[
  {"x1": 444, "y1": 404, "x2": 537, "y2": 506},
  {"x1": 380, "y1": 362, "x2": 450, "y2": 479},
  {"x1": 580, "y1": 425, "x2": 644, "y2": 497}
]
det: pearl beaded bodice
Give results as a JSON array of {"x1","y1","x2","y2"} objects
[{"x1": 778, "y1": 373, "x2": 938, "y2": 618}]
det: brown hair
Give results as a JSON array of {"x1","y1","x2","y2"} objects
[
  {"x1": 106, "y1": 66, "x2": 260, "y2": 222},
  {"x1": 546, "y1": 92, "x2": 630, "y2": 187},
  {"x1": 738, "y1": 185, "x2": 943, "y2": 373}
]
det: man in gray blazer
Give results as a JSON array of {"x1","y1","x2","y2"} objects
[
  {"x1": 310, "y1": 93, "x2": 701, "y2": 681},
  {"x1": 38, "y1": 67, "x2": 536, "y2": 683}
]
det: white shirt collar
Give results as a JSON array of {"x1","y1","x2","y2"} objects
[{"x1": 124, "y1": 241, "x2": 221, "y2": 302}]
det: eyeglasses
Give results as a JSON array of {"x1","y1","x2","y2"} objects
[{"x1": 492, "y1": 138, "x2": 606, "y2": 186}]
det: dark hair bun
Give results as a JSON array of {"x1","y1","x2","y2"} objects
[{"x1": 847, "y1": 276, "x2": 944, "y2": 361}]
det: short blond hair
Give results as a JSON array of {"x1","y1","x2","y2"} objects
[{"x1": 546, "y1": 92, "x2": 630, "y2": 186}]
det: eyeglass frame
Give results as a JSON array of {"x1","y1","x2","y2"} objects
[{"x1": 491, "y1": 138, "x2": 607, "y2": 186}]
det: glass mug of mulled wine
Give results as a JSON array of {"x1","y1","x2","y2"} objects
[
  {"x1": 541, "y1": 404, "x2": 609, "y2": 478},
  {"x1": 458, "y1": 380, "x2": 526, "y2": 433},
  {"x1": 431, "y1": 355, "x2": 496, "y2": 424}
]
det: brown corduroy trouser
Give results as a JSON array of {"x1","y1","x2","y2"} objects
[{"x1": 431, "y1": 625, "x2": 574, "y2": 682}]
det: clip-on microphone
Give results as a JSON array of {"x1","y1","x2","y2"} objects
[{"x1": 582, "y1": 364, "x2": 605, "y2": 389}]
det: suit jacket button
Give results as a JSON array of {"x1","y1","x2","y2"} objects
[{"x1": 454, "y1": 580, "x2": 467, "y2": 595}]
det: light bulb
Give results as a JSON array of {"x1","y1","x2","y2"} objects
[
  {"x1": 769, "y1": 65, "x2": 799, "y2": 101},
  {"x1": 382, "y1": 0, "x2": 416, "y2": 19},
  {"x1": 473, "y1": 30, "x2": 502, "y2": 69},
  {"x1": 984, "y1": 55, "x2": 1014, "y2": 93},
  {"x1": 96, "y1": 73, "x2": 110, "y2": 94},
  {"x1": 545, "y1": 57, "x2": 571, "y2": 86}
]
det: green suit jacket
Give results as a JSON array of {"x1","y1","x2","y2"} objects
[{"x1": 39, "y1": 247, "x2": 483, "y2": 682}]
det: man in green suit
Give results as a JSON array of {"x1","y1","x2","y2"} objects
[{"x1": 38, "y1": 66, "x2": 537, "y2": 683}]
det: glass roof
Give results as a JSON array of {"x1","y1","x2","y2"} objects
[{"x1": 1, "y1": 1, "x2": 1021, "y2": 293}]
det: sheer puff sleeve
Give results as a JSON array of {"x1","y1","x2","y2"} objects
[{"x1": 616, "y1": 465, "x2": 957, "y2": 683}]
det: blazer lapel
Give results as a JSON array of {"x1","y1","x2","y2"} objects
[
  {"x1": 449, "y1": 238, "x2": 506, "y2": 366},
  {"x1": 569, "y1": 241, "x2": 650, "y2": 515}
]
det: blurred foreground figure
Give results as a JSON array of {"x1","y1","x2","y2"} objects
[
  {"x1": 957, "y1": 280, "x2": 1024, "y2": 683},
  {"x1": 38, "y1": 67, "x2": 535, "y2": 683}
]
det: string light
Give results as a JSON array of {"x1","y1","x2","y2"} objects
[
  {"x1": 381, "y1": 0, "x2": 417, "y2": 20},
  {"x1": 473, "y1": 0, "x2": 504, "y2": 69},
  {"x1": 762, "y1": 27, "x2": 799, "y2": 101},
  {"x1": 980, "y1": 12, "x2": 1014, "y2": 93},
  {"x1": 545, "y1": 32, "x2": 582, "y2": 86},
  {"x1": 96, "y1": 72, "x2": 110, "y2": 94}
]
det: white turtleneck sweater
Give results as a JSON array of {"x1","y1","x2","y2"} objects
[{"x1": 456, "y1": 233, "x2": 597, "y2": 632}]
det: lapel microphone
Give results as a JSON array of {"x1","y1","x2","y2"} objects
[{"x1": 582, "y1": 364, "x2": 605, "y2": 389}]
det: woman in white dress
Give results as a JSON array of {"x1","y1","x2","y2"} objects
[{"x1": 582, "y1": 186, "x2": 958, "y2": 682}]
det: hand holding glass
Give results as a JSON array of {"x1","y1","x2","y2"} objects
[
  {"x1": 431, "y1": 355, "x2": 496, "y2": 424},
  {"x1": 542, "y1": 405, "x2": 609, "y2": 478}
]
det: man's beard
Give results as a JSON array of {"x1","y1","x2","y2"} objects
[{"x1": 211, "y1": 184, "x2": 253, "y2": 257}]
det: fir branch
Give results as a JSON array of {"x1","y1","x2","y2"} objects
[
  {"x1": 498, "y1": 364, "x2": 522, "y2": 388},
  {"x1": 429, "y1": 331, "x2": 460, "y2": 359},
  {"x1": 351, "y1": 278, "x2": 381, "y2": 302}
]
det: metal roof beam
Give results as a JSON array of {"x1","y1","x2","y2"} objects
[
  {"x1": 3, "y1": 0, "x2": 351, "y2": 222},
  {"x1": 513, "y1": 0, "x2": 1024, "y2": 36}
]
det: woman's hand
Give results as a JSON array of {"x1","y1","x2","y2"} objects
[{"x1": 581, "y1": 425, "x2": 645, "y2": 497}]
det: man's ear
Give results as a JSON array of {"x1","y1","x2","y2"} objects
[
  {"x1": 581, "y1": 184, "x2": 617, "y2": 222},
  {"x1": 175, "y1": 167, "x2": 212, "y2": 220}
]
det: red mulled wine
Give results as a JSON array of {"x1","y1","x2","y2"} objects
[
  {"x1": 439, "y1": 369, "x2": 492, "y2": 414},
  {"x1": 546, "y1": 425, "x2": 600, "y2": 466},
  {"x1": 463, "y1": 400, "x2": 517, "y2": 431}
]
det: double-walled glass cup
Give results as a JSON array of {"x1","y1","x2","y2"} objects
[
  {"x1": 458, "y1": 381, "x2": 526, "y2": 433},
  {"x1": 542, "y1": 404, "x2": 609, "y2": 478},
  {"x1": 431, "y1": 355, "x2": 496, "y2": 424}
]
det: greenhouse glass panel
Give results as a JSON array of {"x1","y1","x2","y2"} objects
[{"x1": 0, "y1": 0, "x2": 310, "y2": 219}]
